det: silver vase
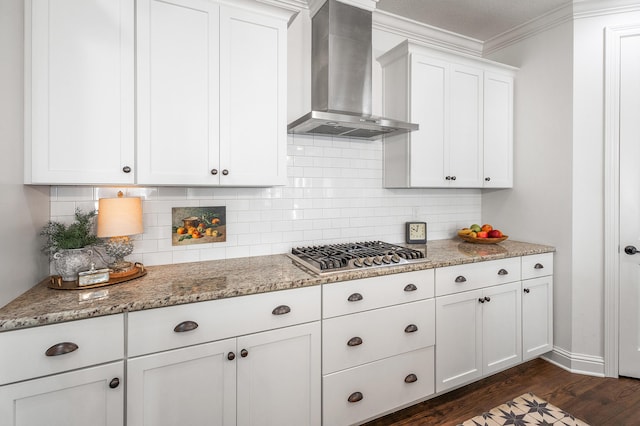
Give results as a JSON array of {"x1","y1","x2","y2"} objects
[{"x1": 53, "y1": 248, "x2": 94, "y2": 282}]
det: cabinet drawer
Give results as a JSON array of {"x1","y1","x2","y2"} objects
[
  {"x1": 435, "y1": 257, "x2": 521, "y2": 297},
  {"x1": 323, "y1": 346, "x2": 434, "y2": 426},
  {"x1": 0, "y1": 315, "x2": 124, "y2": 385},
  {"x1": 323, "y1": 269, "x2": 434, "y2": 319},
  {"x1": 128, "y1": 286, "x2": 320, "y2": 357},
  {"x1": 521, "y1": 253, "x2": 553, "y2": 280},
  {"x1": 322, "y1": 299, "x2": 434, "y2": 374}
]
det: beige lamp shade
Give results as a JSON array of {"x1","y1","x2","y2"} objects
[{"x1": 97, "y1": 195, "x2": 143, "y2": 237}]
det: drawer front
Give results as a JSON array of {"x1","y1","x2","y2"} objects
[
  {"x1": 521, "y1": 253, "x2": 554, "y2": 280},
  {"x1": 128, "y1": 285, "x2": 321, "y2": 357},
  {"x1": 323, "y1": 346, "x2": 434, "y2": 426},
  {"x1": 323, "y1": 269, "x2": 435, "y2": 319},
  {"x1": 435, "y1": 257, "x2": 521, "y2": 297},
  {"x1": 322, "y1": 299, "x2": 435, "y2": 374},
  {"x1": 0, "y1": 314, "x2": 124, "y2": 385}
]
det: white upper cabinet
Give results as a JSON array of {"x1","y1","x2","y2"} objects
[
  {"x1": 379, "y1": 41, "x2": 516, "y2": 189},
  {"x1": 26, "y1": 0, "x2": 289, "y2": 186},
  {"x1": 25, "y1": 0, "x2": 135, "y2": 185}
]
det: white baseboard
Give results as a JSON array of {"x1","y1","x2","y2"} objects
[{"x1": 541, "y1": 346, "x2": 605, "y2": 377}]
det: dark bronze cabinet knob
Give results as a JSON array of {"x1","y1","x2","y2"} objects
[
  {"x1": 348, "y1": 293, "x2": 363, "y2": 302},
  {"x1": 45, "y1": 342, "x2": 78, "y2": 357},
  {"x1": 240, "y1": 349, "x2": 248, "y2": 358},
  {"x1": 109, "y1": 378, "x2": 120, "y2": 389},
  {"x1": 211, "y1": 169, "x2": 218, "y2": 175},
  {"x1": 348, "y1": 392, "x2": 363, "y2": 403},
  {"x1": 222, "y1": 169, "x2": 229, "y2": 176},
  {"x1": 227, "y1": 352, "x2": 236, "y2": 361},
  {"x1": 122, "y1": 166, "x2": 131, "y2": 173},
  {"x1": 485, "y1": 177, "x2": 491, "y2": 181}
]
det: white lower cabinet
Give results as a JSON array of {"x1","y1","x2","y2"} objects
[
  {"x1": 435, "y1": 279, "x2": 522, "y2": 393},
  {"x1": 0, "y1": 361, "x2": 124, "y2": 426},
  {"x1": 126, "y1": 286, "x2": 321, "y2": 426},
  {"x1": 322, "y1": 270, "x2": 436, "y2": 426}
]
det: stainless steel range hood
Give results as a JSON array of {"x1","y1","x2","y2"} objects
[{"x1": 287, "y1": 0, "x2": 418, "y2": 141}]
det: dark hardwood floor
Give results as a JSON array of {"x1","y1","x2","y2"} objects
[{"x1": 363, "y1": 358, "x2": 640, "y2": 425}]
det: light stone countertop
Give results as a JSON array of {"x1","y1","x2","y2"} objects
[{"x1": 0, "y1": 239, "x2": 554, "y2": 332}]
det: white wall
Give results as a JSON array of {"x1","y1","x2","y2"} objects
[
  {"x1": 46, "y1": 11, "x2": 481, "y2": 269},
  {"x1": 0, "y1": 0, "x2": 50, "y2": 307},
  {"x1": 482, "y1": 22, "x2": 575, "y2": 357}
]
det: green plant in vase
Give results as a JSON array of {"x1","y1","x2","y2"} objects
[{"x1": 41, "y1": 209, "x2": 101, "y2": 281}]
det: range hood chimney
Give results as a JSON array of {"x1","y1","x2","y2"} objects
[{"x1": 287, "y1": 0, "x2": 418, "y2": 141}]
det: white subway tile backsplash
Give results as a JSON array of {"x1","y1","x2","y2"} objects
[{"x1": 49, "y1": 134, "x2": 481, "y2": 266}]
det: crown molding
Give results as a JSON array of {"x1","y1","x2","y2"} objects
[
  {"x1": 373, "y1": 9, "x2": 483, "y2": 57},
  {"x1": 484, "y1": 0, "x2": 640, "y2": 56}
]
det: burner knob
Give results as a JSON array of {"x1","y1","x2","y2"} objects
[
  {"x1": 382, "y1": 255, "x2": 391, "y2": 264},
  {"x1": 391, "y1": 254, "x2": 401, "y2": 263},
  {"x1": 373, "y1": 256, "x2": 382, "y2": 265},
  {"x1": 353, "y1": 258, "x2": 364, "y2": 268},
  {"x1": 363, "y1": 257, "x2": 373, "y2": 267}
]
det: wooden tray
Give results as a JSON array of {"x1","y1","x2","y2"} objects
[
  {"x1": 47, "y1": 264, "x2": 147, "y2": 290},
  {"x1": 459, "y1": 234, "x2": 508, "y2": 244}
]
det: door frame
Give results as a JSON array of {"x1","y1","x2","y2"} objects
[{"x1": 603, "y1": 23, "x2": 640, "y2": 378}]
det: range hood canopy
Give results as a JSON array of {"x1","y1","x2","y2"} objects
[{"x1": 287, "y1": 0, "x2": 418, "y2": 141}]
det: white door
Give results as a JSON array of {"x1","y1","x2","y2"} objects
[
  {"x1": 236, "y1": 322, "x2": 321, "y2": 426},
  {"x1": 136, "y1": 0, "x2": 220, "y2": 185},
  {"x1": 27, "y1": 0, "x2": 134, "y2": 185},
  {"x1": 218, "y1": 6, "x2": 287, "y2": 186},
  {"x1": 522, "y1": 276, "x2": 553, "y2": 361},
  {"x1": 435, "y1": 289, "x2": 483, "y2": 393},
  {"x1": 619, "y1": 31, "x2": 640, "y2": 378},
  {"x1": 482, "y1": 281, "x2": 522, "y2": 375},
  {"x1": 448, "y1": 64, "x2": 484, "y2": 187},
  {"x1": 483, "y1": 72, "x2": 514, "y2": 188},
  {"x1": 127, "y1": 339, "x2": 236, "y2": 426},
  {"x1": 0, "y1": 362, "x2": 123, "y2": 426}
]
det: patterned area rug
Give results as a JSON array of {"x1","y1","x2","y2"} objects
[{"x1": 458, "y1": 392, "x2": 590, "y2": 426}]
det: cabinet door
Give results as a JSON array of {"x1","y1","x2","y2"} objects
[
  {"x1": 482, "y1": 281, "x2": 522, "y2": 375},
  {"x1": 219, "y1": 6, "x2": 287, "y2": 186},
  {"x1": 236, "y1": 322, "x2": 321, "y2": 426},
  {"x1": 483, "y1": 72, "x2": 514, "y2": 187},
  {"x1": 0, "y1": 361, "x2": 123, "y2": 426},
  {"x1": 136, "y1": 0, "x2": 220, "y2": 185},
  {"x1": 448, "y1": 64, "x2": 484, "y2": 187},
  {"x1": 127, "y1": 339, "x2": 236, "y2": 426},
  {"x1": 409, "y1": 54, "x2": 449, "y2": 187},
  {"x1": 26, "y1": 0, "x2": 134, "y2": 185},
  {"x1": 522, "y1": 276, "x2": 553, "y2": 360},
  {"x1": 435, "y1": 289, "x2": 483, "y2": 393}
]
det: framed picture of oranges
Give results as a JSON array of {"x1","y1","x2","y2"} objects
[{"x1": 171, "y1": 206, "x2": 226, "y2": 246}]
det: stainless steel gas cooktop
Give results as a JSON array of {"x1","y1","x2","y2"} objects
[{"x1": 288, "y1": 241, "x2": 426, "y2": 275}]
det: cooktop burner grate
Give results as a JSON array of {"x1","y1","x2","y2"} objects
[{"x1": 290, "y1": 241, "x2": 425, "y2": 274}]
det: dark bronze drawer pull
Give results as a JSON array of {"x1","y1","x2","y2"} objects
[
  {"x1": 404, "y1": 284, "x2": 417, "y2": 292},
  {"x1": 348, "y1": 293, "x2": 363, "y2": 302},
  {"x1": 534, "y1": 263, "x2": 544, "y2": 269},
  {"x1": 240, "y1": 349, "x2": 248, "y2": 358},
  {"x1": 174, "y1": 320, "x2": 199, "y2": 333},
  {"x1": 404, "y1": 373, "x2": 418, "y2": 383},
  {"x1": 272, "y1": 305, "x2": 291, "y2": 315},
  {"x1": 404, "y1": 324, "x2": 418, "y2": 333},
  {"x1": 498, "y1": 269, "x2": 508, "y2": 275},
  {"x1": 45, "y1": 342, "x2": 79, "y2": 357},
  {"x1": 347, "y1": 337, "x2": 363, "y2": 347},
  {"x1": 455, "y1": 275, "x2": 467, "y2": 283},
  {"x1": 227, "y1": 352, "x2": 236, "y2": 361},
  {"x1": 109, "y1": 378, "x2": 120, "y2": 389},
  {"x1": 348, "y1": 391, "x2": 363, "y2": 403}
]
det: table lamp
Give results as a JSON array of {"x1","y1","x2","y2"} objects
[{"x1": 97, "y1": 191, "x2": 143, "y2": 275}]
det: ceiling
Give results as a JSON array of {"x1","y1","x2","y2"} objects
[{"x1": 375, "y1": 0, "x2": 573, "y2": 41}]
